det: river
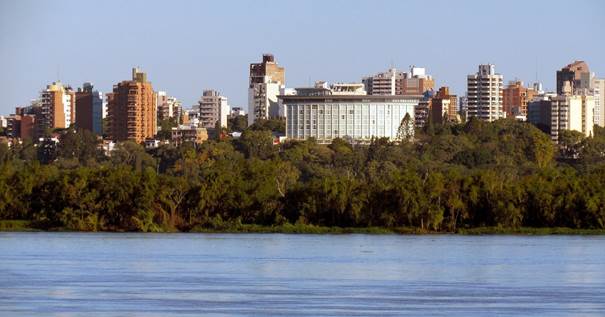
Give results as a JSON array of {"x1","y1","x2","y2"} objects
[{"x1": 0, "y1": 233, "x2": 604, "y2": 316}]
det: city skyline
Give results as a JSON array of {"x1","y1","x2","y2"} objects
[{"x1": 1, "y1": 0, "x2": 604, "y2": 114}]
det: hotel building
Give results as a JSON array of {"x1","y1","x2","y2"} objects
[{"x1": 280, "y1": 82, "x2": 419, "y2": 143}]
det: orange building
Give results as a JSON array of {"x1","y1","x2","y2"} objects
[
  {"x1": 107, "y1": 68, "x2": 156, "y2": 143},
  {"x1": 430, "y1": 87, "x2": 458, "y2": 124},
  {"x1": 503, "y1": 81, "x2": 537, "y2": 117},
  {"x1": 39, "y1": 82, "x2": 76, "y2": 131}
]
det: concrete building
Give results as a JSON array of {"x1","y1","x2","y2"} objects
[
  {"x1": 467, "y1": 64, "x2": 504, "y2": 121},
  {"x1": 528, "y1": 89, "x2": 595, "y2": 142},
  {"x1": 248, "y1": 54, "x2": 285, "y2": 125},
  {"x1": 364, "y1": 67, "x2": 435, "y2": 96},
  {"x1": 171, "y1": 124, "x2": 208, "y2": 146},
  {"x1": 556, "y1": 61, "x2": 592, "y2": 95},
  {"x1": 362, "y1": 68, "x2": 405, "y2": 95},
  {"x1": 198, "y1": 90, "x2": 229, "y2": 129},
  {"x1": 107, "y1": 68, "x2": 157, "y2": 143},
  {"x1": 75, "y1": 82, "x2": 103, "y2": 135},
  {"x1": 156, "y1": 91, "x2": 182, "y2": 123},
  {"x1": 39, "y1": 81, "x2": 76, "y2": 131},
  {"x1": 401, "y1": 66, "x2": 435, "y2": 96},
  {"x1": 430, "y1": 87, "x2": 458, "y2": 125},
  {"x1": 503, "y1": 81, "x2": 537, "y2": 118},
  {"x1": 593, "y1": 78, "x2": 605, "y2": 127},
  {"x1": 280, "y1": 81, "x2": 420, "y2": 143}
]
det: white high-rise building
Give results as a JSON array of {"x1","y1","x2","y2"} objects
[
  {"x1": 528, "y1": 90, "x2": 595, "y2": 142},
  {"x1": 199, "y1": 90, "x2": 229, "y2": 129},
  {"x1": 467, "y1": 64, "x2": 504, "y2": 121},
  {"x1": 593, "y1": 78, "x2": 605, "y2": 127},
  {"x1": 248, "y1": 54, "x2": 285, "y2": 126}
]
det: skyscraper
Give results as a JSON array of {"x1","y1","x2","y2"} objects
[
  {"x1": 248, "y1": 54, "x2": 285, "y2": 126},
  {"x1": 39, "y1": 81, "x2": 76, "y2": 131},
  {"x1": 198, "y1": 90, "x2": 229, "y2": 129},
  {"x1": 107, "y1": 68, "x2": 156, "y2": 143},
  {"x1": 467, "y1": 64, "x2": 504, "y2": 121},
  {"x1": 75, "y1": 82, "x2": 103, "y2": 135}
]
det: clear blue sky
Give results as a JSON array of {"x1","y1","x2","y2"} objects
[{"x1": 1, "y1": 0, "x2": 604, "y2": 114}]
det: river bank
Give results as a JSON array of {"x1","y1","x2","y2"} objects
[{"x1": 2, "y1": 220, "x2": 605, "y2": 235}]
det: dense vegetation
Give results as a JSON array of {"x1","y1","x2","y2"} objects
[{"x1": 0, "y1": 119, "x2": 604, "y2": 233}]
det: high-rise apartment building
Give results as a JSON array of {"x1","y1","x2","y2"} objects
[
  {"x1": 528, "y1": 90, "x2": 594, "y2": 142},
  {"x1": 39, "y1": 81, "x2": 76, "y2": 132},
  {"x1": 593, "y1": 78, "x2": 605, "y2": 127},
  {"x1": 556, "y1": 61, "x2": 592, "y2": 95},
  {"x1": 198, "y1": 90, "x2": 229, "y2": 129},
  {"x1": 107, "y1": 68, "x2": 156, "y2": 143},
  {"x1": 503, "y1": 81, "x2": 537, "y2": 118},
  {"x1": 75, "y1": 82, "x2": 103, "y2": 135},
  {"x1": 467, "y1": 64, "x2": 504, "y2": 121},
  {"x1": 248, "y1": 54, "x2": 285, "y2": 125},
  {"x1": 362, "y1": 68, "x2": 405, "y2": 95}
]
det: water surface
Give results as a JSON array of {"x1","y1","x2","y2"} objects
[{"x1": 0, "y1": 233, "x2": 604, "y2": 316}]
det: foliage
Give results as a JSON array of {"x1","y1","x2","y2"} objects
[{"x1": 0, "y1": 119, "x2": 604, "y2": 232}]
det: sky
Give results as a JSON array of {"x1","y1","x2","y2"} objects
[{"x1": 0, "y1": 0, "x2": 604, "y2": 114}]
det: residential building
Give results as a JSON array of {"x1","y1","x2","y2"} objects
[
  {"x1": 107, "y1": 68, "x2": 157, "y2": 143},
  {"x1": 467, "y1": 64, "x2": 504, "y2": 121},
  {"x1": 171, "y1": 124, "x2": 208, "y2": 146},
  {"x1": 198, "y1": 90, "x2": 229, "y2": 129},
  {"x1": 156, "y1": 91, "x2": 182, "y2": 123},
  {"x1": 39, "y1": 81, "x2": 76, "y2": 131},
  {"x1": 280, "y1": 81, "x2": 420, "y2": 144},
  {"x1": 75, "y1": 82, "x2": 103, "y2": 135},
  {"x1": 401, "y1": 66, "x2": 435, "y2": 96},
  {"x1": 503, "y1": 81, "x2": 537, "y2": 117},
  {"x1": 430, "y1": 87, "x2": 458, "y2": 125},
  {"x1": 362, "y1": 68, "x2": 405, "y2": 95},
  {"x1": 528, "y1": 88, "x2": 595, "y2": 142},
  {"x1": 593, "y1": 78, "x2": 605, "y2": 127},
  {"x1": 0, "y1": 116, "x2": 7, "y2": 129},
  {"x1": 248, "y1": 54, "x2": 285, "y2": 125},
  {"x1": 556, "y1": 61, "x2": 592, "y2": 95},
  {"x1": 364, "y1": 67, "x2": 435, "y2": 96}
]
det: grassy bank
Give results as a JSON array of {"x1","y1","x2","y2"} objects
[{"x1": 2, "y1": 220, "x2": 605, "y2": 235}]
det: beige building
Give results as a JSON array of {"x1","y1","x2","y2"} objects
[
  {"x1": 198, "y1": 90, "x2": 229, "y2": 129},
  {"x1": 528, "y1": 88, "x2": 594, "y2": 142},
  {"x1": 107, "y1": 68, "x2": 157, "y2": 143},
  {"x1": 171, "y1": 125, "x2": 208, "y2": 146},
  {"x1": 593, "y1": 78, "x2": 605, "y2": 127},
  {"x1": 467, "y1": 64, "x2": 504, "y2": 122}
]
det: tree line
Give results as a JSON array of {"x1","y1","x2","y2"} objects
[{"x1": 0, "y1": 119, "x2": 604, "y2": 232}]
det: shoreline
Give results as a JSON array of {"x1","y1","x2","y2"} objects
[{"x1": 1, "y1": 221, "x2": 604, "y2": 235}]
